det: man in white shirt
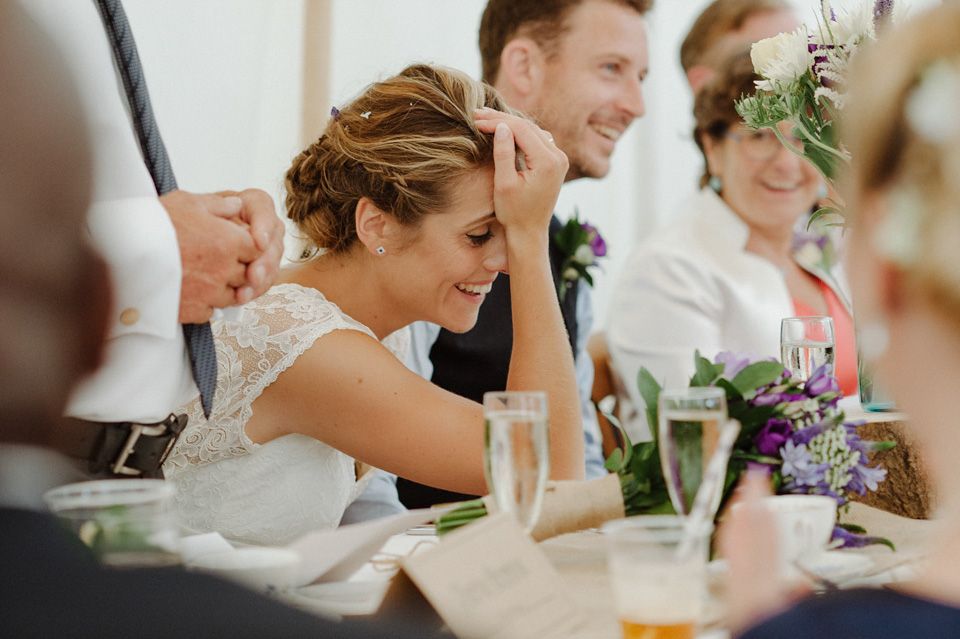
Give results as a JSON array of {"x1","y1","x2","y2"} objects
[{"x1": 22, "y1": 0, "x2": 285, "y2": 478}]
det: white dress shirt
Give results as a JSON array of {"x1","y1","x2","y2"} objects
[{"x1": 25, "y1": 0, "x2": 197, "y2": 422}]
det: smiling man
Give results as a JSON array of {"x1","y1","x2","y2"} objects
[{"x1": 355, "y1": 0, "x2": 654, "y2": 513}]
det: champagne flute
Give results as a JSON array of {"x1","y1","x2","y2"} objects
[
  {"x1": 780, "y1": 316, "x2": 835, "y2": 382},
  {"x1": 658, "y1": 387, "x2": 728, "y2": 516},
  {"x1": 482, "y1": 391, "x2": 550, "y2": 534}
]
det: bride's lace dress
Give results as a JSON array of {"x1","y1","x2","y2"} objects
[{"x1": 163, "y1": 283, "x2": 409, "y2": 545}]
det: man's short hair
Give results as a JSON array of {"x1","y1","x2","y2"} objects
[
  {"x1": 680, "y1": 0, "x2": 792, "y2": 73},
  {"x1": 479, "y1": 0, "x2": 654, "y2": 85}
]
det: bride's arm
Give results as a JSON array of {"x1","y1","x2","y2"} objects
[
  {"x1": 246, "y1": 115, "x2": 583, "y2": 493},
  {"x1": 476, "y1": 111, "x2": 584, "y2": 480}
]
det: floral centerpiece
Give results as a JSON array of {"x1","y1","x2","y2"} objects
[
  {"x1": 553, "y1": 211, "x2": 607, "y2": 301},
  {"x1": 436, "y1": 351, "x2": 893, "y2": 549},
  {"x1": 735, "y1": 0, "x2": 902, "y2": 225},
  {"x1": 616, "y1": 351, "x2": 895, "y2": 549}
]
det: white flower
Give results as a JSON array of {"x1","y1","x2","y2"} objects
[
  {"x1": 812, "y1": 3, "x2": 874, "y2": 48},
  {"x1": 572, "y1": 244, "x2": 595, "y2": 266},
  {"x1": 751, "y1": 28, "x2": 813, "y2": 91},
  {"x1": 562, "y1": 267, "x2": 580, "y2": 282}
]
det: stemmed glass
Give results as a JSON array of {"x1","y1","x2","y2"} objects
[
  {"x1": 658, "y1": 387, "x2": 728, "y2": 516},
  {"x1": 780, "y1": 316, "x2": 835, "y2": 382},
  {"x1": 482, "y1": 391, "x2": 550, "y2": 534}
]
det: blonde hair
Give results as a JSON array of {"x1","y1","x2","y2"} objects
[
  {"x1": 286, "y1": 64, "x2": 519, "y2": 255},
  {"x1": 843, "y1": 3, "x2": 960, "y2": 320}
]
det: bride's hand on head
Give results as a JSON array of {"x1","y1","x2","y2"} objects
[{"x1": 475, "y1": 108, "x2": 568, "y2": 238}]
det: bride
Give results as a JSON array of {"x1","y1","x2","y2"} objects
[{"x1": 163, "y1": 64, "x2": 584, "y2": 544}]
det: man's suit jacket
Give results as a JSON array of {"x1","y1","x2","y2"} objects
[{"x1": 0, "y1": 506, "x2": 432, "y2": 638}]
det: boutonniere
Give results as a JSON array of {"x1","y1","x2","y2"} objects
[{"x1": 554, "y1": 212, "x2": 607, "y2": 301}]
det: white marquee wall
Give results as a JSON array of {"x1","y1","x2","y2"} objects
[{"x1": 122, "y1": 0, "x2": 940, "y2": 329}]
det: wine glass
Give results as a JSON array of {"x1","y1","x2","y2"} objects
[
  {"x1": 482, "y1": 391, "x2": 550, "y2": 534},
  {"x1": 658, "y1": 387, "x2": 728, "y2": 516},
  {"x1": 780, "y1": 316, "x2": 835, "y2": 382}
]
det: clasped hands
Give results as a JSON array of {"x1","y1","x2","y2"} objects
[{"x1": 161, "y1": 188, "x2": 284, "y2": 324}]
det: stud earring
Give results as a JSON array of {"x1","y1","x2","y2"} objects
[
  {"x1": 376, "y1": 246, "x2": 386, "y2": 256},
  {"x1": 708, "y1": 175, "x2": 722, "y2": 194}
]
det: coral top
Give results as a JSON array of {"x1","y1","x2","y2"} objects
[{"x1": 793, "y1": 280, "x2": 858, "y2": 396}]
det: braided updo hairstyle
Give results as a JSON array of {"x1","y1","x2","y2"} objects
[
  {"x1": 286, "y1": 64, "x2": 520, "y2": 256},
  {"x1": 843, "y1": 3, "x2": 960, "y2": 323}
]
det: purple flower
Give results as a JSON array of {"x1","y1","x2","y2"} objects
[
  {"x1": 780, "y1": 440, "x2": 830, "y2": 488},
  {"x1": 714, "y1": 350, "x2": 755, "y2": 379},
  {"x1": 791, "y1": 419, "x2": 833, "y2": 446},
  {"x1": 754, "y1": 419, "x2": 793, "y2": 456},
  {"x1": 581, "y1": 222, "x2": 607, "y2": 258},
  {"x1": 874, "y1": 0, "x2": 894, "y2": 31},
  {"x1": 851, "y1": 461, "x2": 887, "y2": 494},
  {"x1": 330, "y1": 106, "x2": 341, "y2": 120},
  {"x1": 831, "y1": 525, "x2": 891, "y2": 549},
  {"x1": 805, "y1": 364, "x2": 839, "y2": 396}
]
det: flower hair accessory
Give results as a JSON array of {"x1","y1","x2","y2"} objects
[{"x1": 553, "y1": 211, "x2": 607, "y2": 301}]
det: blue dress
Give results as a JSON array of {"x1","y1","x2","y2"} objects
[{"x1": 739, "y1": 588, "x2": 960, "y2": 638}]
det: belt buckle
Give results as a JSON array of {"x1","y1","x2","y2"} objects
[{"x1": 110, "y1": 415, "x2": 184, "y2": 477}]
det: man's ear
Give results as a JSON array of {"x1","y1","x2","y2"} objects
[
  {"x1": 498, "y1": 38, "x2": 545, "y2": 100},
  {"x1": 354, "y1": 197, "x2": 389, "y2": 256}
]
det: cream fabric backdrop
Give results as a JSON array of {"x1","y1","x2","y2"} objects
[{"x1": 122, "y1": 0, "x2": 939, "y2": 329}]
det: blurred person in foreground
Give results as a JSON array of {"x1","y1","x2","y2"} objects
[
  {"x1": 607, "y1": 50, "x2": 855, "y2": 443},
  {"x1": 723, "y1": 4, "x2": 960, "y2": 637},
  {"x1": 0, "y1": 4, "x2": 433, "y2": 637}
]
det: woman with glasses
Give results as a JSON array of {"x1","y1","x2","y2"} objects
[{"x1": 606, "y1": 50, "x2": 854, "y2": 442}]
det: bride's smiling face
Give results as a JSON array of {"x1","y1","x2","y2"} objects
[{"x1": 385, "y1": 166, "x2": 507, "y2": 333}]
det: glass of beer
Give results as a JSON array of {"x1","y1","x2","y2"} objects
[
  {"x1": 602, "y1": 515, "x2": 711, "y2": 639},
  {"x1": 483, "y1": 391, "x2": 550, "y2": 534}
]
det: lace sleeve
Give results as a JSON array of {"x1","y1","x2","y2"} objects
[{"x1": 165, "y1": 284, "x2": 378, "y2": 470}]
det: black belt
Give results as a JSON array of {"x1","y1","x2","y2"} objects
[{"x1": 57, "y1": 414, "x2": 187, "y2": 479}]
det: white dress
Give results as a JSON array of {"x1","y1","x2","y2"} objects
[{"x1": 164, "y1": 284, "x2": 410, "y2": 545}]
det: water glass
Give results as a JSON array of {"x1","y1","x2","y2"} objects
[
  {"x1": 602, "y1": 515, "x2": 712, "y2": 639},
  {"x1": 44, "y1": 479, "x2": 181, "y2": 567},
  {"x1": 658, "y1": 387, "x2": 728, "y2": 516},
  {"x1": 483, "y1": 391, "x2": 549, "y2": 534},
  {"x1": 780, "y1": 316, "x2": 835, "y2": 382}
]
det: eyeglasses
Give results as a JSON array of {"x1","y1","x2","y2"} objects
[{"x1": 725, "y1": 128, "x2": 804, "y2": 161}]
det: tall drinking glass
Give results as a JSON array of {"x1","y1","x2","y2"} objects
[
  {"x1": 658, "y1": 387, "x2": 728, "y2": 516},
  {"x1": 483, "y1": 391, "x2": 549, "y2": 534},
  {"x1": 780, "y1": 316, "x2": 835, "y2": 382},
  {"x1": 44, "y1": 479, "x2": 181, "y2": 567}
]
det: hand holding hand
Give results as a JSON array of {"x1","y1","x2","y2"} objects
[
  {"x1": 474, "y1": 109, "x2": 568, "y2": 239},
  {"x1": 162, "y1": 189, "x2": 283, "y2": 323}
]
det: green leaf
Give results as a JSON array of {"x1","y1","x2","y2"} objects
[
  {"x1": 730, "y1": 361, "x2": 785, "y2": 395},
  {"x1": 690, "y1": 351, "x2": 720, "y2": 387},
  {"x1": 636, "y1": 367, "x2": 662, "y2": 439},
  {"x1": 604, "y1": 447, "x2": 624, "y2": 472},
  {"x1": 714, "y1": 378, "x2": 743, "y2": 402}
]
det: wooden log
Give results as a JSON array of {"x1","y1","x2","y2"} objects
[{"x1": 850, "y1": 410, "x2": 934, "y2": 519}]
